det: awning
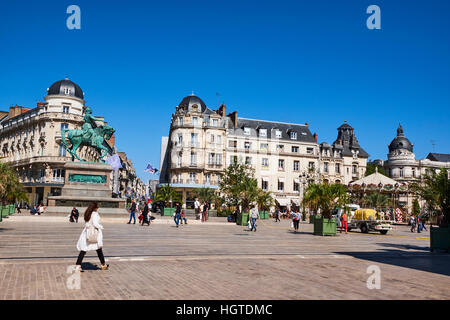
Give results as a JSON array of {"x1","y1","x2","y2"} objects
[
  {"x1": 291, "y1": 199, "x2": 300, "y2": 205},
  {"x1": 276, "y1": 198, "x2": 290, "y2": 206},
  {"x1": 262, "y1": 177, "x2": 269, "y2": 182}
]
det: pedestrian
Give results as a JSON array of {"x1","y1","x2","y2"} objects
[
  {"x1": 74, "y1": 202, "x2": 109, "y2": 272},
  {"x1": 16, "y1": 204, "x2": 21, "y2": 214},
  {"x1": 274, "y1": 208, "x2": 281, "y2": 222},
  {"x1": 70, "y1": 207, "x2": 79, "y2": 223},
  {"x1": 292, "y1": 210, "x2": 300, "y2": 232},
  {"x1": 174, "y1": 202, "x2": 182, "y2": 227},
  {"x1": 417, "y1": 216, "x2": 423, "y2": 233},
  {"x1": 127, "y1": 199, "x2": 137, "y2": 224},
  {"x1": 194, "y1": 198, "x2": 201, "y2": 220},
  {"x1": 340, "y1": 211, "x2": 348, "y2": 234},
  {"x1": 410, "y1": 215, "x2": 416, "y2": 232},
  {"x1": 202, "y1": 201, "x2": 209, "y2": 222},
  {"x1": 180, "y1": 209, "x2": 187, "y2": 224},
  {"x1": 421, "y1": 216, "x2": 428, "y2": 231},
  {"x1": 141, "y1": 202, "x2": 150, "y2": 226},
  {"x1": 249, "y1": 205, "x2": 260, "y2": 232}
]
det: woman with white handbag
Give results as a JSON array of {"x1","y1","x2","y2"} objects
[{"x1": 75, "y1": 202, "x2": 109, "y2": 272}]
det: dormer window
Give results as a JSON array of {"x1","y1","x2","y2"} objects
[
  {"x1": 178, "y1": 117, "x2": 184, "y2": 126},
  {"x1": 259, "y1": 129, "x2": 267, "y2": 137},
  {"x1": 62, "y1": 106, "x2": 70, "y2": 113},
  {"x1": 244, "y1": 127, "x2": 251, "y2": 135},
  {"x1": 275, "y1": 130, "x2": 282, "y2": 138},
  {"x1": 192, "y1": 117, "x2": 198, "y2": 126},
  {"x1": 290, "y1": 132, "x2": 297, "y2": 140},
  {"x1": 64, "y1": 88, "x2": 71, "y2": 95}
]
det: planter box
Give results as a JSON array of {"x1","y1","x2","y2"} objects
[
  {"x1": 309, "y1": 214, "x2": 315, "y2": 224},
  {"x1": 237, "y1": 212, "x2": 249, "y2": 226},
  {"x1": 163, "y1": 208, "x2": 175, "y2": 217},
  {"x1": 430, "y1": 226, "x2": 450, "y2": 253},
  {"x1": 1, "y1": 206, "x2": 10, "y2": 218},
  {"x1": 9, "y1": 204, "x2": 15, "y2": 215},
  {"x1": 313, "y1": 216, "x2": 337, "y2": 236},
  {"x1": 260, "y1": 211, "x2": 269, "y2": 220}
]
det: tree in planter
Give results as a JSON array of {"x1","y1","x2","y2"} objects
[
  {"x1": 0, "y1": 162, "x2": 28, "y2": 205},
  {"x1": 219, "y1": 163, "x2": 258, "y2": 213},
  {"x1": 410, "y1": 168, "x2": 450, "y2": 227},
  {"x1": 302, "y1": 183, "x2": 349, "y2": 219},
  {"x1": 256, "y1": 189, "x2": 274, "y2": 213},
  {"x1": 154, "y1": 184, "x2": 181, "y2": 208}
]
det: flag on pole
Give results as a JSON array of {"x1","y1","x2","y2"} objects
[
  {"x1": 106, "y1": 154, "x2": 122, "y2": 170},
  {"x1": 145, "y1": 164, "x2": 159, "y2": 174}
]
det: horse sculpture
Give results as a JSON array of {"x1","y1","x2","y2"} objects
[{"x1": 61, "y1": 124, "x2": 115, "y2": 163}]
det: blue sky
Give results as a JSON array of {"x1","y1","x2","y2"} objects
[{"x1": 1, "y1": 0, "x2": 449, "y2": 182}]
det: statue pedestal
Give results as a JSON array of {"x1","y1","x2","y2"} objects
[{"x1": 47, "y1": 162, "x2": 127, "y2": 216}]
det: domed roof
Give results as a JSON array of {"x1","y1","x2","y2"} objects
[
  {"x1": 389, "y1": 124, "x2": 413, "y2": 153},
  {"x1": 47, "y1": 78, "x2": 84, "y2": 99},
  {"x1": 177, "y1": 94, "x2": 207, "y2": 113}
]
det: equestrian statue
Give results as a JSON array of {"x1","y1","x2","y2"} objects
[{"x1": 61, "y1": 106, "x2": 115, "y2": 163}]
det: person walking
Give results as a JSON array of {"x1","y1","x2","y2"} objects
[
  {"x1": 421, "y1": 215, "x2": 428, "y2": 231},
  {"x1": 174, "y1": 202, "x2": 182, "y2": 227},
  {"x1": 410, "y1": 215, "x2": 416, "y2": 232},
  {"x1": 340, "y1": 211, "x2": 348, "y2": 234},
  {"x1": 127, "y1": 199, "x2": 137, "y2": 224},
  {"x1": 202, "y1": 201, "x2": 209, "y2": 222},
  {"x1": 249, "y1": 205, "x2": 260, "y2": 232},
  {"x1": 75, "y1": 202, "x2": 109, "y2": 272},
  {"x1": 141, "y1": 202, "x2": 150, "y2": 226},
  {"x1": 274, "y1": 208, "x2": 281, "y2": 222},
  {"x1": 292, "y1": 210, "x2": 300, "y2": 232},
  {"x1": 194, "y1": 198, "x2": 201, "y2": 220}
]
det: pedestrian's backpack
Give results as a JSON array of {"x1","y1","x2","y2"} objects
[{"x1": 86, "y1": 224, "x2": 99, "y2": 243}]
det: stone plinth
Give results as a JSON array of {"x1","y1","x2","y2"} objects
[{"x1": 47, "y1": 162, "x2": 127, "y2": 215}]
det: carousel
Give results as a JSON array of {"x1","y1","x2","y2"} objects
[{"x1": 348, "y1": 168, "x2": 410, "y2": 222}]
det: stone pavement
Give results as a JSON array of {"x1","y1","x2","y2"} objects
[{"x1": 0, "y1": 215, "x2": 449, "y2": 300}]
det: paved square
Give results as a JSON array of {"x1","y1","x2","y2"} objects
[{"x1": 0, "y1": 215, "x2": 449, "y2": 300}]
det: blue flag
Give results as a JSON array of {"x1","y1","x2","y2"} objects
[{"x1": 145, "y1": 164, "x2": 159, "y2": 174}]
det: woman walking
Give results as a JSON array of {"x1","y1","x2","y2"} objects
[
  {"x1": 75, "y1": 202, "x2": 109, "y2": 272},
  {"x1": 141, "y1": 202, "x2": 150, "y2": 226}
]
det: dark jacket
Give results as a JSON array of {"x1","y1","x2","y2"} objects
[{"x1": 130, "y1": 202, "x2": 137, "y2": 211}]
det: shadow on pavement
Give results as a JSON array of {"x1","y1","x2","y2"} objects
[
  {"x1": 335, "y1": 248, "x2": 450, "y2": 277},
  {"x1": 81, "y1": 262, "x2": 101, "y2": 270},
  {"x1": 376, "y1": 242, "x2": 430, "y2": 252}
]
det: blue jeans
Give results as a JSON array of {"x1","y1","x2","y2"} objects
[
  {"x1": 174, "y1": 214, "x2": 181, "y2": 226},
  {"x1": 250, "y1": 218, "x2": 257, "y2": 231},
  {"x1": 128, "y1": 210, "x2": 136, "y2": 223}
]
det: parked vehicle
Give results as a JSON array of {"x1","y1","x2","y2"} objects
[{"x1": 349, "y1": 208, "x2": 393, "y2": 234}]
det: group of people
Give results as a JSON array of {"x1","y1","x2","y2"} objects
[
  {"x1": 194, "y1": 198, "x2": 209, "y2": 222},
  {"x1": 30, "y1": 203, "x2": 46, "y2": 215},
  {"x1": 127, "y1": 199, "x2": 155, "y2": 226},
  {"x1": 174, "y1": 202, "x2": 187, "y2": 227},
  {"x1": 409, "y1": 215, "x2": 428, "y2": 233}
]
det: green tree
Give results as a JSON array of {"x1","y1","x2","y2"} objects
[
  {"x1": 302, "y1": 183, "x2": 349, "y2": 218},
  {"x1": 0, "y1": 162, "x2": 28, "y2": 205},
  {"x1": 412, "y1": 199, "x2": 420, "y2": 216},
  {"x1": 362, "y1": 192, "x2": 390, "y2": 209},
  {"x1": 365, "y1": 162, "x2": 387, "y2": 177},
  {"x1": 154, "y1": 184, "x2": 181, "y2": 208},
  {"x1": 410, "y1": 168, "x2": 450, "y2": 226},
  {"x1": 256, "y1": 189, "x2": 274, "y2": 212},
  {"x1": 193, "y1": 187, "x2": 216, "y2": 204},
  {"x1": 219, "y1": 163, "x2": 259, "y2": 213}
]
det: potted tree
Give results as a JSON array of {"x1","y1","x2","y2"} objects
[
  {"x1": 410, "y1": 169, "x2": 450, "y2": 252},
  {"x1": 303, "y1": 183, "x2": 348, "y2": 236},
  {"x1": 154, "y1": 184, "x2": 181, "y2": 216},
  {"x1": 256, "y1": 190, "x2": 274, "y2": 219},
  {"x1": 0, "y1": 162, "x2": 28, "y2": 221}
]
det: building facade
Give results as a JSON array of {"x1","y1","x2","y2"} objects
[
  {"x1": 160, "y1": 95, "x2": 369, "y2": 208},
  {"x1": 117, "y1": 151, "x2": 146, "y2": 200},
  {"x1": 373, "y1": 124, "x2": 450, "y2": 212},
  {"x1": 0, "y1": 79, "x2": 118, "y2": 206}
]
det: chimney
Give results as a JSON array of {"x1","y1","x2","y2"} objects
[
  {"x1": 218, "y1": 103, "x2": 226, "y2": 117},
  {"x1": 305, "y1": 122, "x2": 309, "y2": 128},
  {"x1": 37, "y1": 101, "x2": 45, "y2": 108},
  {"x1": 313, "y1": 132, "x2": 317, "y2": 142},
  {"x1": 228, "y1": 111, "x2": 238, "y2": 128}
]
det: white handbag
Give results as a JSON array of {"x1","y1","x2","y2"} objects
[{"x1": 86, "y1": 225, "x2": 99, "y2": 243}]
